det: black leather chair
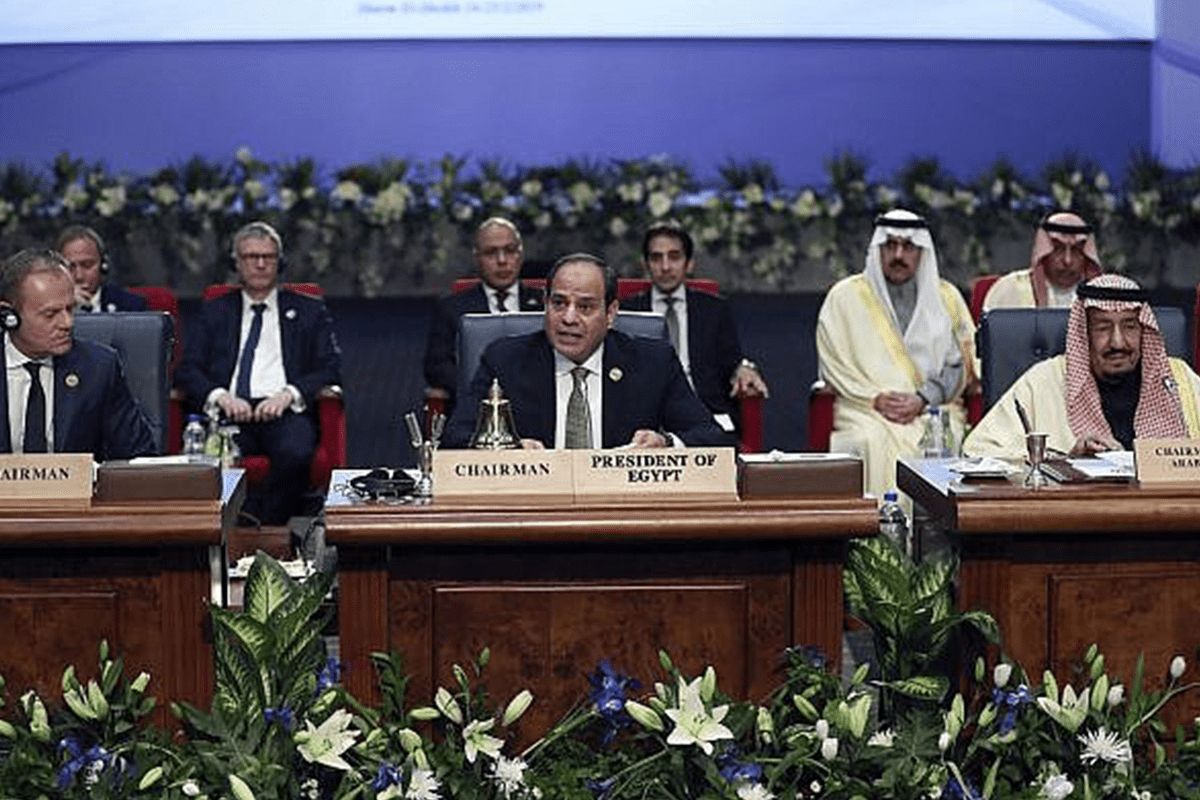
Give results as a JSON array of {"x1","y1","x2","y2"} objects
[
  {"x1": 977, "y1": 307, "x2": 1188, "y2": 410},
  {"x1": 456, "y1": 311, "x2": 667, "y2": 398},
  {"x1": 74, "y1": 311, "x2": 173, "y2": 454}
]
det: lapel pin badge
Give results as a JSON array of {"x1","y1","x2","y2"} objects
[
  {"x1": 608, "y1": 367, "x2": 622, "y2": 382},
  {"x1": 105, "y1": 303, "x2": 117, "y2": 312},
  {"x1": 65, "y1": 372, "x2": 80, "y2": 388},
  {"x1": 285, "y1": 308, "x2": 297, "y2": 320}
]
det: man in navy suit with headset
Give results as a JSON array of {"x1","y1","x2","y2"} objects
[
  {"x1": 444, "y1": 252, "x2": 729, "y2": 449},
  {"x1": 0, "y1": 248, "x2": 155, "y2": 459},
  {"x1": 55, "y1": 225, "x2": 148, "y2": 313},
  {"x1": 176, "y1": 221, "x2": 342, "y2": 525}
]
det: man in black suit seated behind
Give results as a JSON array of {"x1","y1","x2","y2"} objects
[
  {"x1": 0, "y1": 248, "x2": 155, "y2": 459},
  {"x1": 444, "y1": 252, "x2": 730, "y2": 449},
  {"x1": 176, "y1": 221, "x2": 342, "y2": 525},
  {"x1": 623, "y1": 220, "x2": 767, "y2": 435},
  {"x1": 55, "y1": 225, "x2": 148, "y2": 313},
  {"x1": 423, "y1": 216, "x2": 543, "y2": 415}
]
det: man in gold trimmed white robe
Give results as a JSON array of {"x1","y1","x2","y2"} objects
[
  {"x1": 982, "y1": 211, "x2": 1102, "y2": 312},
  {"x1": 965, "y1": 275, "x2": 1200, "y2": 460},
  {"x1": 817, "y1": 209, "x2": 976, "y2": 500}
]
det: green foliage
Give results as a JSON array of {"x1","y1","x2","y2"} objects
[
  {"x1": 844, "y1": 534, "x2": 999, "y2": 720},
  {"x1": 3, "y1": 553, "x2": 1200, "y2": 800}
]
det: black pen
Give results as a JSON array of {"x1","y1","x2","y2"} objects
[{"x1": 1014, "y1": 397, "x2": 1032, "y2": 435}]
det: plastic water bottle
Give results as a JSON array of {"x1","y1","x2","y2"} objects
[
  {"x1": 920, "y1": 407, "x2": 945, "y2": 457},
  {"x1": 879, "y1": 490, "x2": 909, "y2": 555},
  {"x1": 183, "y1": 414, "x2": 207, "y2": 456}
]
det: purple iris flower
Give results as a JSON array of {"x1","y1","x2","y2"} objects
[
  {"x1": 264, "y1": 706, "x2": 295, "y2": 730},
  {"x1": 316, "y1": 657, "x2": 343, "y2": 693},
  {"x1": 717, "y1": 749, "x2": 764, "y2": 784},
  {"x1": 57, "y1": 738, "x2": 115, "y2": 790},
  {"x1": 586, "y1": 776, "x2": 617, "y2": 799},
  {"x1": 990, "y1": 684, "x2": 1033, "y2": 734},
  {"x1": 587, "y1": 661, "x2": 641, "y2": 744},
  {"x1": 372, "y1": 762, "x2": 403, "y2": 791}
]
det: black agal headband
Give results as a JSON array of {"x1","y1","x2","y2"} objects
[
  {"x1": 874, "y1": 214, "x2": 929, "y2": 230},
  {"x1": 1041, "y1": 218, "x2": 1092, "y2": 236},
  {"x1": 1076, "y1": 283, "x2": 1149, "y2": 303}
]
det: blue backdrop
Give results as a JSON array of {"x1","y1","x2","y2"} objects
[{"x1": 0, "y1": 37, "x2": 1156, "y2": 185}]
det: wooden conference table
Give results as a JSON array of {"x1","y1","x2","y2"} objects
[
  {"x1": 0, "y1": 466, "x2": 243, "y2": 722},
  {"x1": 326, "y1": 475, "x2": 877, "y2": 738},
  {"x1": 898, "y1": 457, "x2": 1200, "y2": 692}
]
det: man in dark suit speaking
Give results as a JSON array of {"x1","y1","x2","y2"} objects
[
  {"x1": 176, "y1": 221, "x2": 342, "y2": 524},
  {"x1": 444, "y1": 253, "x2": 729, "y2": 450},
  {"x1": 0, "y1": 249, "x2": 155, "y2": 459}
]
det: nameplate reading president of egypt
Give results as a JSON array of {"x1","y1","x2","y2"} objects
[
  {"x1": 1134, "y1": 438, "x2": 1200, "y2": 485},
  {"x1": 573, "y1": 447, "x2": 736, "y2": 503},
  {"x1": 0, "y1": 453, "x2": 93, "y2": 509}
]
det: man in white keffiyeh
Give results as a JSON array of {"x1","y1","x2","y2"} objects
[
  {"x1": 965, "y1": 274, "x2": 1200, "y2": 460},
  {"x1": 817, "y1": 209, "x2": 976, "y2": 499}
]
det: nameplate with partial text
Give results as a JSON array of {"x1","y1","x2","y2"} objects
[
  {"x1": 1134, "y1": 438, "x2": 1200, "y2": 484},
  {"x1": 432, "y1": 449, "x2": 574, "y2": 504},
  {"x1": 573, "y1": 447, "x2": 737, "y2": 502},
  {"x1": 0, "y1": 453, "x2": 93, "y2": 509}
]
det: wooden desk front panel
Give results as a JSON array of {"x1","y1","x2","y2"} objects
[
  {"x1": 958, "y1": 534, "x2": 1200, "y2": 695},
  {"x1": 386, "y1": 542, "x2": 793, "y2": 739},
  {"x1": 0, "y1": 545, "x2": 213, "y2": 719}
]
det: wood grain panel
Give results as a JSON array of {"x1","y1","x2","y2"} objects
[
  {"x1": 0, "y1": 590, "x2": 118, "y2": 698},
  {"x1": 429, "y1": 583, "x2": 753, "y2": 743}
]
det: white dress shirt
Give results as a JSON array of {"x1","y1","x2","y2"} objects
[
  {"x1": 206, "y1": 288, "x2": 303, "y2": 412},
  {"x1": 553, "y1": 346, "x2": 604, "y2": 449},
  {"x1": 652, "y1": 286, "x2": 691, "y2": 376},
  {"x1": 5, "y1": 334, "x2": 54, "y2": 452}
]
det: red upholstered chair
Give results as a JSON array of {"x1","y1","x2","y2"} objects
[
  {"x1": 171, "y1": 283, "x2": 345, "y2": 491},
  {"x1": 969, "y1": 274, "x2": 1001, "y2": 324},
  {"x1": 1193, "y1": 283, "x2": 1200, "y2": 371}
]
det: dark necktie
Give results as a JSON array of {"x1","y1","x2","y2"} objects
[
  {"x1": 23, "y1": 362, "x2": 47, "y2": 453},
  {"x1": 79, "y1": 303, "x2": 94, "y2": 313},
  {"x1": 663, "y1": 295, "x2": 681, "y2": 354},
  {"x1": 495, "y1": 289, "x2": 509, "y2": 313},
  {"x1": 564, "y1": 366, "x2": 592, "y2": 449},
  {"x1": 235, "y1": 303, "x2": 267, "y2": 400}
]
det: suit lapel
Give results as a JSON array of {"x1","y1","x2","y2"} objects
[
  {"x1": 223, "y1": 292, "x2": 244, "y2": 384},
  {"x1": 600, "y1": 332, "x2": 627, "y2": 449},
  {"x1": 52, "y1": 348, "x2": 81, "y2": 453},
  {"x1": 278, "y1": 290, "x2": 296, "y2": 376}
]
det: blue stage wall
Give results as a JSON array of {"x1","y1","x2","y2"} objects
[{"x1": 0, "y1": 37, "x2": 1153, "y2": 186}]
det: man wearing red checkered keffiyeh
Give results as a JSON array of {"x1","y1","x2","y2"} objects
[
  {"x1": 965, "y1": 275, "x2": 1200, "y2": 460},
  {"x1": 983, "y1": 211, "x2": 1104, "y2": 312}
]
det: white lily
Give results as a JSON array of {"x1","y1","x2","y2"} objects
[
  {"x1": 664, "y1": 676, "x2": 733, "y2": 755},
  {"x1": 462, "y1": 718, "x2": 504, "y2": 763},
  {"x1": 295, "y1": 708, "x2": 359, "y2": 771}
]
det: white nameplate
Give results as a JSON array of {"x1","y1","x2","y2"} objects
[
  {"x1": 432, "y1": 449, "x2": 574, "y2": 505},
  {"x1": 1134, "y1": 438, "x2": 1200, "y2": 484},
  {"x1": 572, "y1": 447, "x2": 737, "y2": 503},
  {"x1": 0, "y1": 454, "x2": 93, "y2": 509}
]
